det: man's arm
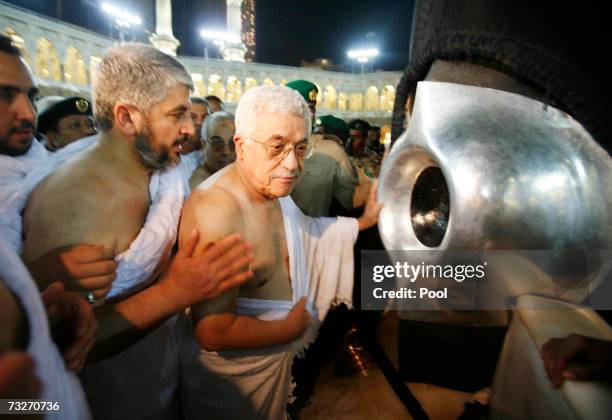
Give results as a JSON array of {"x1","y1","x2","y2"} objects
[
  {"x1": 541, "y1": 334, "x2": 612, "y2": 387},
  {"x1": 356, "y1": 179, "x2": 382, "y2": 231},
  {"x1": 329, "y1": 142, "x2": 359, "y2": 211},
  {"x1": 22, "y1": 179, "x2": 119, "y2": 297},
  {"x1": 180, "y1": 189, "x2": 310, "y2": 352},
  {"x1": 23, "y1": 177, "x2": 254, "y2": 362},
  {"x1": 89, "y1": 230, "x2": 255, "y2": 362},
  {"x1": 27, "y1": 245, "x2": 117, "y2": 299}
]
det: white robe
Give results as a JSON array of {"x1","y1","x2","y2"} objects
[
  {"x1": 0, "y1": 137, "x2": 96, "y2": 252},
  {"x1": 77, "y1": 158, "x2": 192, "y2": 420},
  {"x1": 0, "y1": 240, "x2": 91, "y2": 420},
  {"x1": 180, "y1": 167, "x2": 359, "y2": 420},
  {"x1": 0, "y1": 137, "x2": 193, "y2": 419}
]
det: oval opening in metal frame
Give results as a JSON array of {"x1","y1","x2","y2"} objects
[{"x1": 410, "y1": 166, "x2": 450, "y2": 247}]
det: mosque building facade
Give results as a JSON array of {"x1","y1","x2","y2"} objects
[{"x1": 1, "y1": 0, "x2": 400, "y2": 133}]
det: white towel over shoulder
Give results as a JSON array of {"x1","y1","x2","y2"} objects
[
  {"x1": 180, "y1": 166, "x2": 358, "y2": 420},
  {"x1": 0, "y1": 137, "x2": 193, "y2": 420},
  {"x1": 0, "y1": 240, "x2": 91, "y2": 420}
]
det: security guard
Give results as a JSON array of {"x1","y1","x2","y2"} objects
[
  {"x1": 37, "y1": 96, "x2": 96, "y2": 151},
  {"x1": 348, "y1": 118, "x2": 382, "y2": 178},
  {"x1": 285, "y1": 79, "x2": 318, "y2": 122}
]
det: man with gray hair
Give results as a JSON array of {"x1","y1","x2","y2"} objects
[
  {"x1": 189, "y1": 110, "x2": 236, "y2": 188},
  {"x1": 179, "y1": 85, "x2": 381, "y2": 419},
  {"x1": 22, "y1": 43, "x2": 254, "y2": 419}
]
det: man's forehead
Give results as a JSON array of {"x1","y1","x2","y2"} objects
[
  {"x1": 253, "y1": 112, "x2": 308, "y2": 140},
  {"x1": 0, "y1": 53, "x2": 36, "y2": 89},
  {"x1": 210, "y1": 120, "x2": 235, "y2": 133},
  {"x1": 190, "y1": 102, "x2": 209, "y2": 113},
  {"x1": 156, "y1": 85, "x2": 191, "y2": 111},
  {"x1": 60, "y1": 114, "x2": 92, "y2": 123}
]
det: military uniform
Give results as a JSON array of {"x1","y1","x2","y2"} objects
[
  {"x1": 352, "y1": 149, "x2": 382, "y2": 179},
  {"x1": 291, "y1": 133, "x2": 358, "y2": 217}
]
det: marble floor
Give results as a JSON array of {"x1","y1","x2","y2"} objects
[{"x1": 298, "y1": 312, "x2": 487, "y2": 419}]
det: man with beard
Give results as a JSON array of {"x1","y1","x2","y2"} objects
[
  {"x1": 181, "y1": 96, "x2": 210, "y2": 155},
  {"x1": 178, "y1": 86, "x2": 381, "y2": 419},
  {"x1": 0, "y1": 35, "x2": 99, "y2": 419},
  {"x1": 22, "y1": 43, "x2": 254, "y2": 420},
  {"x1": 0, "y1": 43, "x2": 37, "y2": 157},
  {"x1": 189, "y1": 111, "x2": 236, "y2": 188},
  {"x1": 1, "y1": 44, "x2": 115, "y2": 305}
]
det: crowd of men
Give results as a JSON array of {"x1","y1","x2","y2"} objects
[
  {"x1": 3, "y1": 32, "x2": 606, "y2": 420},
  {"x1": 0, "y1": 34, "x2": 383, "y2": 420}
]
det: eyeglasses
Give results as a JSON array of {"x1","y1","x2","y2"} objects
[
  {"x1": 249, "y1": 137, "x2": 314, "y2": 160},
  {"x1": 206, "y1": 138, "x2": 235, "y2": 151}
]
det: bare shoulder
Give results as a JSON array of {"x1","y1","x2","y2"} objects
[
  {"x1": 180, "y1": 182, "x2": 245, "y2": 252},
  {"x1": 22, "y1": 155, "x2": 117, "y2": 262}
]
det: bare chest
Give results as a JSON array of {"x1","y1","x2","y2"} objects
[
  {"x1": 239, "y1": 204, "x2": 292, "y2": 300},
  {"x1": 103, "y1": 187, "x2": 150, "y2": 253}
]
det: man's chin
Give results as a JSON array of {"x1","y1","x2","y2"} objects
[
  {"x1": 273, "y1": 183, "x2": 297, "y2": 198},
  {"x1": 165, "y1": 153, "x2": 182, "y2": 169},
  {"x1": 1, "y1": 135, "x2": 34, "y2": 156}
]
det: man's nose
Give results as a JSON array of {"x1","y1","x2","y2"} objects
[
  {"x1": 221, "y1": 143, "x2": 233, "y2": 154},
  {"x1": 182, "y1": 118, "x2": 196, "y2": 137},
  {"x1": 281, "y1": 148, "x2": 299, "y2": 171},
  {"x1": 14, "y1": 94, "x2": 36, "y2": 124}
]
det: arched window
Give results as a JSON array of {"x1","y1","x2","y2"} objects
[
  {"x1": 226, "y1": 76, "x2": 242, "y2": 103},
  {"x1": 35, "y1": 38, "x2": 61, "y2": 81},
  {"x1": 338, "y1": 92, "x2": 348, "y2": 111},
  {"x1": 323, "y1": 85, "x2": 337, "y2": 109},
  {"x1": 3, "y1": 28, "x2": 29, "y2": 63},
  {"x1": 365, "y1": 86, "x2": 379, "y2": 111},
  {"x1": 89, "y1": 55, "x2": 102, "y2": 86},
  {"x1": 349, "y1": 93, "x2": 363, "y2": 112},
  {"x1": 380, "y1": 85, "x2": 395, "y2": 111},
  {"x1": 191, "y1": 73, "x2": 206, "y2": 97},
  {"x1": 208, "y1": 74, "x2": 225, "y2": 100},
  {"x1": 64, "y1": 46, "x2": 88, "y2": 85},
  {"x1": 244, "y1": 77, "x2": 258, "y2": 91},
  {"x1": 315, "y1": 83, "x2": 322, "y2": 105}
]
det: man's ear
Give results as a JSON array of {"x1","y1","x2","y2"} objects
[
  {"x1": 234, "y1": 134, "x2": 246, "y2": 160},
  {"x1": 113, "y1": 103, "x2": 140, "y2": 136}
]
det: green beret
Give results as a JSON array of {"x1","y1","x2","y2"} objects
[
  {"x1": 38, "y1": 96, "x2": 92, "y2": 134},
  {"x1": 316, "y1": 114, "x2": 348, "y2": 132},
  {"x1": 286, "y1": 80, "x2": 318, "y2": 103}
]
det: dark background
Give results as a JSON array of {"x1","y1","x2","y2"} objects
[{"x1": 5, "y1": 0, "x2": 413, "y2": 70}]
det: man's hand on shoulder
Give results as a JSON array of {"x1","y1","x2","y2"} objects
[
  {"x1": 28, "y1": 244, "x2": 117, "y2": 298},
  {"x1": 160, "y1": 230, "x2": 254, "y2": 310}
]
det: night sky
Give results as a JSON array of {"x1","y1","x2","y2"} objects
[
  {"x1": 6, "y1": 0, "x2": 414, "y2": 71},
  {"x1": 254, "y1": 0, "x2": 414, "y2": 71}
]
